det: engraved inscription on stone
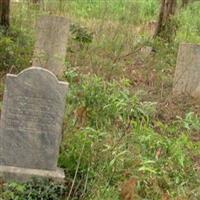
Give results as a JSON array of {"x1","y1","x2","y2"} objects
[
  {"x1": 32, "y1": 15, "x2": 69, "y2": 77},
  {"x1": 3, "y1": 96, "x2": 61, "y2": 132},
  {"x1": 0, "y1": 67, "x2": 68, "y2": 171}
]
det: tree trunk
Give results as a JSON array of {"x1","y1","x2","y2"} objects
[
  {"x1": 181, "y1": 0, "x2": 190, "y2": 7},
  {"x1": 0, "y1": 0, "x2": 10, "y2": 28},
  {"x1": 32, "y1": 0, "x2": 40, "y2": 3},
  {"x1": 154, "y1": 0, "x2": 177, "y2": 38}
]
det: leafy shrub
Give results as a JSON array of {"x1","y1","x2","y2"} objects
[
  {"x1": 70, "y1": 24, "x2": 93, "y2": 48},
  {"x1": 66, "y1": 76, "x2": 156, "y2": 129},
  {"x1": 0, "y1": 179, "x2": 66, "y2": 200},
  {"x1": 59, "y1": 76, "x2": 157, "y2": 199},
  {"x1": 0, "y1": 26, "x2": 33, "y2": 72}
]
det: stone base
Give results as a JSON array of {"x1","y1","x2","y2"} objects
[{"x1": 0, "y1": 165, "x2": 65, "y2": 183}]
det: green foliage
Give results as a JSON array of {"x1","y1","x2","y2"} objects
[
  {"x1": 70, "y1": 24, "x2": 93, "y2": 47},
  {"x1": 66, "y1": 76, "x2": 155, "y2": 129},
  {"x1": 157, "y1": 17, "x2": 180, "y2": 42},
  {"x1": 176, "y1": 1, "x2": 200, "y2": 43},
  {"x1": 152, "y1": 37, "x2": 178, "y2": 70},
  {"x1": 87, "y1": 185, "x2": 119, "y2": 200},
  {"x1": 0, "y1": 26, "x2": 33, "y2": 72},
  {"x1": 1, "y1": 0, "x2": 200, "y2": 200},
  {"x1": 0, "y1": 179, "x2": 66, "y2": 200},
  {"x1": 178, "y1": 112, "x2": 200, "y2": 130},
  {"x1": 58, "y1": 75, "x2": 200, "y2": 199},
  {"x1": 65, "y1": 0, "x2": 158, "y2": 24},
  {"x1": 126, "y1": 122, "x2": 198, "y2": 199},
  {"x1": 64, "y1": 69, "x2": 79, "y2": 83}
]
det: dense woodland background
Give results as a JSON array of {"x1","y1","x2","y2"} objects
[{"x1": 0, "y1": 0, "x2": 200, "y2": 199}]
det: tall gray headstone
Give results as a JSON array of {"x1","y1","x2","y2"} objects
[
  {"x1": 0, "y1": 67, "x2": 68, "y2": 182},
  {"x1": 33, "y1": 16, "x2": 69, "y2": 77},
  {"x1": 173, "y1": 43, "x2": 200, "y2": 98}
]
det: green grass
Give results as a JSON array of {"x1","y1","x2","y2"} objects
[
  {"x1": 0, "y1": 0, "x2": 200, "y2": 200},
  {"x1": 176, "y1": 1, "x2": 200, "y2": 44}
]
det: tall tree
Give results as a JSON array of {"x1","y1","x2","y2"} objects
[
  {"x1": 0, "y1": 0, "x2": 10, "y2": 28},
  {"x1": 154, "y1": 0, "x2": 177, "y2": 39}
]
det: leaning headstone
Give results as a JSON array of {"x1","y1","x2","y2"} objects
[
  {"x1": 32, "y1": 16, "x2": 69, "y2": 77},
  {"x1": 173, "y1": 43, "x2": 200, "y2": 98},
  {"x1": 0, "y1": 67, "x2": 68, "y2": 182}
]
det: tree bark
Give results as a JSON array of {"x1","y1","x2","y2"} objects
[
  {"x1": 0, "y1": 0, "x2": 10, "y2": 28},
  {"x1": 181, "y1": 0, "x2": 190, "y2": 7},
  {"x1": 32, "y1": 0, "x2": 40, "y2": 3},
  {"x1": 154, "y1": 0, "x2": 177, "y2": 38}
]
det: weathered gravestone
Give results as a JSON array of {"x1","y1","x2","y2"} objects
[
  {"x1": 32, "y1": 15, "x2": 69, "y2": 77},
  {"x1": 0, "y1": 67, "x2": 68, "y2": 182},
  {"x1": 173, "y1": 43, "x2": 200, "y2": 98}
]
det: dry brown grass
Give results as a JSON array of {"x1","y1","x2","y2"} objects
[{"x1": 120, "y1": 177, "x2": 137, "y2": 200}]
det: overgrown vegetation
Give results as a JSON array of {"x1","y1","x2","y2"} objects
[
  {"x1": 0, "y1": 0, "x2": 200, "y2": 200},
  {"x1": 0, "y1": 179, "x2": 66, "y2": 199}
]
